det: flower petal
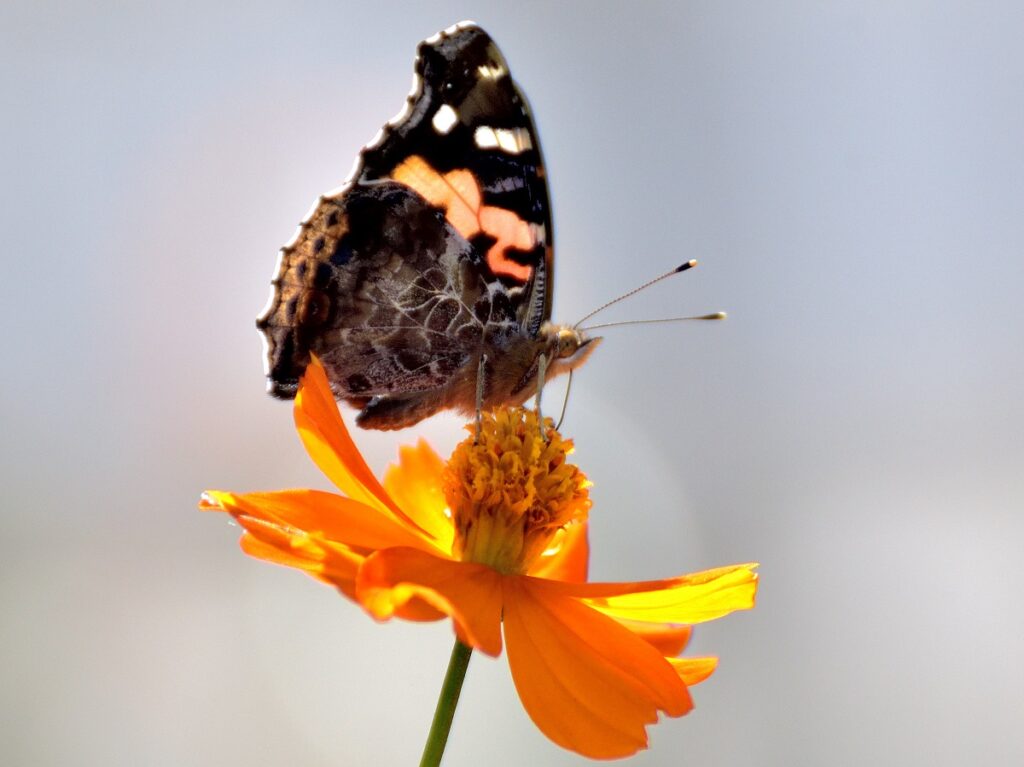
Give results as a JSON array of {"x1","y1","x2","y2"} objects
[
  {"x1": 234, "y1": 515, "x2": 364, "y2": 598},
  {"x1": 238, "y1": 529, "x2": 331, "y2": 572},
  {"x1": 202, "y1": 489, "x2": 438, "y2": 553},
  {"x1": 203, "y1": 490, "x2": 371, "y2": 597},
  {"x1": 502, "y1": 577, "x2": 692, "y2": 759},
  {"x1": 621, "y1": 621, "x2": 693, "y2": 657},
  {"x1": 382, "y1": 440, "x2": 454, "y2": 551},
  {"x1": 526, "y1": 563, "x2": 758, "y2": 625},
  {"x1": 294, "y1": 358, "x2": 430, "y2": 536},
  {"x1": 356, "y1": 547, "x2": 504, "y2": 655},
  {"x1": 527, "y1": 521, "x2": 589, "y2": 583},
  {"x1": 668, "y1": 656, "x2": 718, "y2": 686}
]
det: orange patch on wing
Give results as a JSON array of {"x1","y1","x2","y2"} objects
[{"x1": 393, "y1": 155, "x2": 535, "y2": 283}]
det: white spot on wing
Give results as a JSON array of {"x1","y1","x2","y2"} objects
[
  {"x1": 499, "y1": 128, "x2": 531, "y2": 154},
  {"x1": 475, "y1": 126, "x2": 532, "y2": 155},
  {"x1": 530, "y1": 222, "x2": 547, "y2": 246},
  {"x1": 474, "y1": 125, "x2": 498, "y2": 150},
  {"x1": 477, "y1": 63, "x2": 507, "y2": 80},
  {"x1": 432, "y1": 104, "x2": 458, "y2": 134}
]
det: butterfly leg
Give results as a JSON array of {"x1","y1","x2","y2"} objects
[
  {"x1": 555, "y1": 368, "x2": 573, "y2": 432},
  {"x1": 535, "y1": 352, "x2": 548, "y2": 439},
  {"x1": 475, "y1": 353, "x2": 487, "y2": 443}
]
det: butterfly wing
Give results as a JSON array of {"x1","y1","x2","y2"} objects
[{"x1": 258, "y1": 22, "x2": 554, "y2": 416}]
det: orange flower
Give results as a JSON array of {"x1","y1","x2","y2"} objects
[{"x1": 201, "y1": 359, "x2": 757, "y2": 759}]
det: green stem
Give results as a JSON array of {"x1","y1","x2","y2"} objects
[{"x1": 419, "y1": 639, "x2": 473, "y2": 767}]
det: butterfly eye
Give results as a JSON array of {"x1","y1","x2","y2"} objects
[{"x1": 556, "y1": 332, "x2": 578, "y2": 358}]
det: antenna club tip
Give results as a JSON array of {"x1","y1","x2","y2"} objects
[
  {"x1": 713, "y1": 311, "x2": 727, "y2": 320},
  {"x1": 676, "y1": 259, "x2": 698, "y2": 272}
]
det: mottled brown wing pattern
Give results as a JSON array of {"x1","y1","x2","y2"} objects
[{"x1": 258, "y1": 180, "x2": 522, "y2": 404}]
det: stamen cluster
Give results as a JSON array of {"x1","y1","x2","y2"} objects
[{"x1": 444, "y1": 408, "x2": 591, "y2": 574}]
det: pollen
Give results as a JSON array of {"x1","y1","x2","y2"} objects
[{"x1": 444, "y1": 408, "x2": 591, "y2": 574}]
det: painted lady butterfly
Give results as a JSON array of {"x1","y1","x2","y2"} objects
[{"x1": 257, "y1": 21, "x2": 598, "y2": 429}]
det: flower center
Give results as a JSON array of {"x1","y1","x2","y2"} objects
[{"x1": 443, "y1": 408, "x2": 591, "y2": 574}]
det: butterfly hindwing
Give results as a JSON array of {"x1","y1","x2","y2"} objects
[{"x1": 260, "y1": 180, "x2": 516, "y2": 399}]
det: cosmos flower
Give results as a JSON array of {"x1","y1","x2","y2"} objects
[{"x1": 201, "y1": 358, "x2": 757, "y2": 759}]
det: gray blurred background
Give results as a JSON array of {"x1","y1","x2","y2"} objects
[{"x1": 3, "y1": 1, "x2": 1022, "y2": 765}]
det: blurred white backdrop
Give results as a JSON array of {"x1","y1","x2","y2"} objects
[{"x1": 2, "y1": 1, "x2": 1022, "y2": 765}]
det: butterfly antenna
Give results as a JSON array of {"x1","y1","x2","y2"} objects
[
  {"x1": 573, "y1": 260, "x2": 698, "y2": 329},
  {"x1": 555, "y1": 368, "x2": 573, "y2": 432},
  {"x1": 579, "y1": 312, "x2": 726, "y2": 332}
]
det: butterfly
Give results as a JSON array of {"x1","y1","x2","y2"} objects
[{"x1": 257, "y1": 21, "x2": 599, "y2": 430}]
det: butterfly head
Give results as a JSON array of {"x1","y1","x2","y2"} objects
[{"x1": 540, "y1": 322, "x2": 601, "y2": 377}]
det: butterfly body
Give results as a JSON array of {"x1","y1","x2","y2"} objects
[
  {"x1": 353, "y1": 323, "x2": 595, "y2": 431},
  {"x1": 258, "y1": 21, "x2": 597, "y2": 429}
]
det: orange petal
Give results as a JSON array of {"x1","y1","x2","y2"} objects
[
  {"x1": 202, "y1": 489, "x2": 438, "y2": 554},
  {"x1": 668, "y1": 656, "x2": 718, "y2": 686},
  {"x1": 240, "y1": 519, "x2": 443, "y2": 614},
  {"x1": 232, "y1": 515, "x2": 364, "y2": 598},
  {"x1": 203, "y1": 491, "x2": 444, "y2": 611},
  {"x1": 238, "y1": 529, "x2": 327, "y2": 572},
  {"x1": 502, "y1": 577, "x2": 692, "y2": 759},
  {"x1": 356, "y1": 547, "x2": 504, "y2": 655},
  {"x1": 622, "y1": 622, "x2": 693, "y2": 657},
  {"x1": 294, "y1": 358, "x2": 430, "y2": 536},
  {"x1": 527, "y1": 521, "x2": 589, "y2": 583},
  {"x1": 527, "y1": 563, "x2": 758, "y2": 625},
  {"x1": 390, "y1": 597, "x2": 448, "y2": 623},
  {"x1": 382, "y1": 440, "x2": 454, "y2": 552}
]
